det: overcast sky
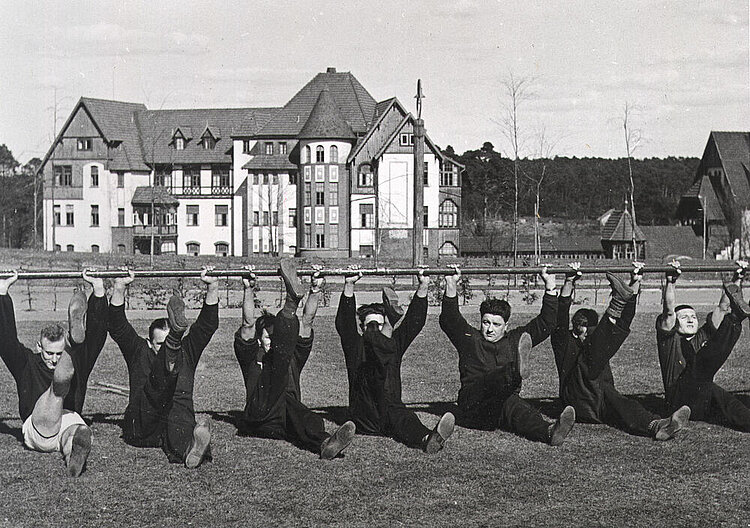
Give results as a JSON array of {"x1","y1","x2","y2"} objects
[{"x1": 0, "y1": 1, "x2": 747, "y2": 163}]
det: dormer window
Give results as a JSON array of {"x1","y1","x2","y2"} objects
[
  {"x1": 202, "y1": 135, "x2": 216, "y2": 150},
  {"x1": 174, "y1": 137, "x2": 185, "y2": 150},
  {"x1": 265, "y1": 142, "x2": 274, "y2": 155}
]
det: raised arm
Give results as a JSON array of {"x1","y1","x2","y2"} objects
[
  {"x1": 0, "y1": 271, "x2": 29, "y2": 378},
  {"x1": 440, "y1": 265, "x2": 473, "y2": 347},
  {"x1": 183, "y1": 266, "x2": 220, "y2": 365},
  {"x1": 552, "y1": 263, "x2": 580, "y2": 349},
  {"x1": 659, "y1": 261, "x2": 680, "y2": 332},
  {"x1": 335, "y1": 267, "x2": 363, "y2": 348},
  {"x1": 711, "y1": 260, "x2": 747, "y2": 328},
  {"x1": 394, "y1": 268, "x2": 429, "y2": 352},
  {"x1": 300, "y1": 268, "x2": 324, "y2": 339},
  {"x1": 108, "y1": 269, "x2": 142, "y2": 362},
  {"x1": 520, "y1": 265, "x2": 558, "y2": 346}
]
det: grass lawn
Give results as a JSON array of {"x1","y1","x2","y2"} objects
[{"x1": 0, "y1": 311, "x2": 748, "y2": 527}]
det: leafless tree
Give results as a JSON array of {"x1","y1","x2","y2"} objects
[{"x1": 622, "y1": 102, "x2": 643, "y2": 258}]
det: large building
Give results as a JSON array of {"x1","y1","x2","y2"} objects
[{"x1": 37, "y1": 68, "x2": 462, "y2": 259}]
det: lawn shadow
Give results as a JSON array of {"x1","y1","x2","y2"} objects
[
  {"x1": 87, "y1": 412, "x2": 124, "y2": 427},
  {"x1": 0, "y1": 418, "x2": 23, "y2": 442}
]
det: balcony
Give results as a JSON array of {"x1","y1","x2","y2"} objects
[
  {"x1": 171, "y1": 185, "x2": 232, "y2": 196},
  {"x1": 133, "y1": 224, "x2": 178, "y2": 236}
]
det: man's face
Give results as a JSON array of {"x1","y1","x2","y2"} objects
[
  {"x1": 361, "y1": 313, "x2": 385, "y2": 334},
  {"x1": 481, "y1": 313, "x2": 507, "y2": 343},
  {"x1": 149, "y1": 327, "x2": 169, "y2": 354},
  {"x1": 573, "y1": 324, "x2": 589, "y2": 342},
  {"x1": 260, "y1": 327, "x2": 273, "y2": 353},
  {"x1": 676, "y1": 308, "x2": 699, "y2": 336},
  {"x1": 37, "y1": 337, "x2": 66, "y2": 370}
]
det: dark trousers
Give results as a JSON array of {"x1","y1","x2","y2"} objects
[
  {"x1": 381, "y1": 404, "x2": 431, "y2": 447},
  {"x1": 122, "y1": 348, "x2": 196, "y2": 463},
  {"x1": 585, "y1": 298, "x2": 635, "y2": 379},
  {"x1": 672, "y1": 313, "x2": 750, "y2": 431},
  {"x1": 599, "y1": 383, "x2": 657, "y2": 436},
  {"x1": 242, "y1": 311, "x2": 329, "y2": 453}
]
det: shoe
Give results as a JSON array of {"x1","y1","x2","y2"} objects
[
  {"x1": 517, "y1": 332, "x2": 533, "y2": 379},
  {"x1": 167, "y1": 295, "x2": 189, "y2": 334},
  {"x1": 654, "y1": 405, "x2": 691, "y2": 441},
  {"x1": 605, "y1": 273, "x2": 634, "y2": 320},
  {"x1": 185, "y1": 420, "x2": 211, "y2": 469},
  {"x1": 279, "y1": 258, "x2": 306, "y2": 302},
  {"x1": 423, "y1": 412, "x2": 455, "y2": 454},
  {"x1": 320, "y1": 421, "x2": 356, "y2": 460},
  {"x1": 549, "y1": 406, "x2": 576, "y2": 446},
  {"x1": 723, "y1": 283, "x2": 750, "y2": 319},
  {"x1": 67, "y1": 425, "x2": 92, "y2": 477},
  {"x1": 67, "y1": 290, "x2": 87, "y2": 345},
  {"x1": 382, "y1": 287, "x2": 404, "y2": 326}
]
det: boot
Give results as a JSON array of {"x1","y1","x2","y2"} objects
[
  {"x1": 605, "y1": 273, "x2": 634, "y2": 320},
  {"x1": 320, "y1": 421, "x2": 356, "y2": 460},
  {"x1": 652, "y1": 405, "x2": 691, "y2": 441},
  {"x1": 67, "y1": 289, "x2": 87, "y2": 345},
  {"x1": 423, "y1": 412, "x2": 455, "y2": 454},
  {"x1": 382, "y1": 287, "x2": 404, "y2": 327},
  {"x1": 723, "y1": 283, "x2": 750, "y2": 320},
  {"x1": 549, "y1": 406, "x2": 576, "y2": 446}
]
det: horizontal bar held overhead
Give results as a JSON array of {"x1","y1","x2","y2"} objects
[{"x1": 0, "y1": 262, "x2": 744, "y2": 280}]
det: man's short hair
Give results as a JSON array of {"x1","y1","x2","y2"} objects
[
  {"x1": 356, "y1": 303, "x2": 386, "y2": 324},
  {"x1": 149, "y1": 318, "x2": 169, "y2": 341},
  {"x1": 254, "y1": 311, "x2": 274, "y2": 342},
  {"x1": 40, "y1": 324, "x2": 66, "y2": 343},
  {"x1": 675, "y1": 304, "x2": 695, "y2": 314},
  {"x1": 480, "y1": 298, "x2": 511, "y2": 322},
  {"x1": 572, "y1": 308, "x2": 599, "y2": 329}
]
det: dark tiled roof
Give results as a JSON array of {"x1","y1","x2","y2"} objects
[
  {"x1": 256, "y1": 71, "x2": 377, "y2": 137},
  {"x1": 600, "y1": 210, "x2": 646, "y2": 242},
  {"x1": 243, "y1": 155, "x2": 297, "y2": 171},
  {"x1": 80, "y1": 97, "x2": 149, "y2": 172},
  {"x1": 131, "y1": 186, "x2": 179, "y2": 205},
  {"x1": 298, "y1": 88, "x2": 355, "y2": 139},
  {"x1": 712, "y1": 131, "x2": 750, "y2": 208},
  {"x1": 460, "y1": 235, "x2": 604, "y2": 254},
  {"x1": 641, "y1": 226, "x2": 703, "y2": 259}
]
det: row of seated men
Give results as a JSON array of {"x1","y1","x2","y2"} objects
[{"x1": 1, "y1": 259, "x2": 748, "y2": 477}]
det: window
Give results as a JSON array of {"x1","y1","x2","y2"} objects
[
  {"x1": 423, "y1": 205, "x2": 429, "y2": 228},
  {"x1": 304, "y1": 145, "x2": 311, "y2": 164},
  {"x1": 304, "y1": 225, "x2": 312, "y2": 247},
  {"x1": 54, "y1": 244, "x2": 61, "y2": 251},
  {"x1": 117, "y1": 172, "x2": 124, "y2": 188},
  {"x1": 315, "y1": 207, "x2": 325, "y2": 224},
  {"x1": 360, "y1": 203, "x2": 373, "y2": 228},
  {"x1": 161, "y1": 241, "x2": 176, "y2": 254},
  {"x1": 215, "y1": 205, "x2": 228, "y2": 226},
  {"x1": 399, "y1": 133, "x2": 414, "y2": 146},
  {"x1": 183, "y1": 166, "x2": 201, "y2": 193},
  {"x1": 439, "y1": 241, "x2": 458, "y2": 257},
  {"x1": 91, "y1": 205, "x2": 99, "y2": 227},
  {"x1": 54, "y1": 166, "x2": 72, "y2": 186},
  {"x1": 202, "y1": 135, "x2": 216, "y2": 150},
  {"x1": 242, "y1": 140, "x2": 251, "y2": 154},
  {"x1": 316, "y1": 146, "x2": 324, "y2": 163},
  {"x1": 304, "y1": 166, "x2": 311, "y2": 182},
  {"x1": 279, "y1": 142, "x2": 287, "y2": 155},
  {"x1": 253, "y1": 211, "x2": 260, "y2": 226},
  {"x1": 439, "y1": 200, "x2": 458, "y2": 228},
  {"x1": 288, "y1": 173, "x2": 297, "y2": 185},
  {"x1": 53, "y1": 205, "x2": 61, "y2": 226},
  {"x1": 66, "y1": 244, "x2": 74, "y2": 252},
  {"x1": 117, "y1": 244, "x2": 126, "y2": 253},
  {"x1": 289, "y1": 208, "x2": 297, "y2": 228},
  {"x1": 155, "y1": 166, "x2": 172, "y2": 187},
  {"x1": 316, "y1": 233, "x2": 325, "y2": 248},
  {"x1": 211, "y1": 166, "x2": 231, "y2": 193},
  {"x1": 329, "y1": 224, "x2": 338, "y2": 247},
  {"x1": 252, "y1": 174, "x2": 259, "y2": 185},
  {"x1": 316, "y1": 183, "x2": 325, "y2": 206},
  {"x1": 91, "y1": 244, "x2": 99, "y2": 253},
  {"x1": 265, "y1": 142, "x2": 274, "y2": 155},
  {"x1": 186, "y1": 205, "x2": 199, "y2": 226},
  {"x1": 329, "y1": 182, "x2": 338, "y2": 206},
  {"x1": 262, "y1": 174, "x2": 269, "y2": 185},
  {"x1": 263, "y1": 211, "x2": 269, "y2": 226},
  {"x1": 358, "y1": 165, "x2": 373, "y2": 187},
  {"x1": 174, "y1": 137, "x2": 185, "y2": 150},
  {"x1": 423, "y1": 162, "x2": 429, "y2": 185},
  {"x1": 118, "y1": 208, "x2": 125, "y2": 226},
  {"x1": 66, "y1": 205, "x2": 74, "y2": 226},
  {"x1": 77, "y1": 138, "x2": 92, "y2": 151},
  {"x1": 272, "y1": 211, "x2": 278, "y2": 226},
  {"x1": 90, "y1": 166, "x2": 99, "y2": 187},
  {"x1": 329, "y1": 206, "x2": 339, "y2": 224},
  {"x1": 304, "y1": 207, "x2": 312, "y2": 224},
  {"x1": 215, "y1": 242, "x2": 229, "y2": 257},
  {"x1": 329, "y1": 165, "x2": 339, "y2": 182},
  {"x1": 359, "y1": 244, "x2": 374, "y2": 257},
  {"x1": 304, "y1": 183, "x2": 311, "y2": 206},
  {"x1": 186, "y1": 242, "x2": 200, "y2": 256},
  {"x1": 271, "y1": 173, "x2": 278, "y2": 185},
  {"x1": 441, "y1": 164, "x2": 456, "y2": 186},
  {"x1": 315, "y1": 165, "x2": 325, "y2": 182},
  {"x1": 330, "y1": 145, "x2": 338, "y2": 163}
]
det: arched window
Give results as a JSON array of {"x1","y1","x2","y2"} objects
[
  {"x1": 91, "y1": 244, "x2": 99, "y2": 253},
  {"x1": 316, "y1": 146, "x2": 324, "y2": 163},
  {"x1": 439, "y1": 200, "x2": 458, "y2": 228},
  {"x1": 330, "y1": 145, "x2": 338, "y2": 163},
  {"x1": 304, "y1": 145, "x2": 311, "y2": 164},
  {"x1": 358, "y1": 163, "x2": 373, "y2": 187},
  {"x1": 66, "y1": 244, "x2": 74, "y2": 252},
  {"x1": 215, "y1": 242, "x2": 229, "y2": 257},
  {"x1": 117, "y1": 244, "x2": 127, "y2": 253},
  {"x1": 186, "y1": 242, "x2": 200, "y2": 256},
  {"x1": 439, "y1": 241, "x2": 458, "y2": 257}
]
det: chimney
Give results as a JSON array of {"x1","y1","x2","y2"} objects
[{"x1": 326, "y1": 67, "x2": 337, "y2": 73}]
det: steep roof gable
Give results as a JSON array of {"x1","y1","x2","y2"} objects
[
  {"x1": 601, "y1": 209, "x2": 646, "y2": 242},
  {"x1": 298, "y1": 88, "x2": 355, "y2": 139},
  {"x1": 712, "y1": 131, "x2": 750, "y2": 207},
  {"x1": 256, "y1": 69, "x2": 376, "y2": 137}
]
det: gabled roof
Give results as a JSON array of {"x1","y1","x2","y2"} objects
[
  {"x1": 298, "y1": 88, "x2": 355, "y2": 139},
  {"x1": 679, "y1": 175, "x2": 724, "y2": 221},
  {"x1": 372, "y1": 112, "x2": 445, "y2": 161},
  {"x1": 348, "y1": 97, "x2": 402, "y2": 162},
  {"x1": 460, "y1": 235, "x2": 604, "y2": 254},
  {"x1": 641, "y1": 226, "x2": 703, "y2": 259},
  {"x1": 600, "y1": 209, "x2": 646, "y2": 242},
  {"x1": 131, "y1": 186, "x2": 179, "y2": 205},
  {"x1": 256, "y1": 69, "x2": 376, "y2": 137},
  {"x1": 243, "y1": 154, "x2": 297, "y2": 171},
  {"x1": 711, "y1": 131, "x2": 750, "y2": 207}
]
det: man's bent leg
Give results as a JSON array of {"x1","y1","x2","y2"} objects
[
  {"x1": 30, "y1": 349, "x2": 76, "y2": 437},
  {"x1": 585, "y1": 317, "x2": 629, "y2": 380}
]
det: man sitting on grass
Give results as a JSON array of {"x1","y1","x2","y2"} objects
[
  {"x1": 552, "y1": 262, "x2": 690, "y2": 440},
  {"x1": 234, "y1": 260, "x2": 355, "y2": 459},
  {"x1": 108, "y1": 266, "x2": 219, "y2": 468},
  {"x1": 656, "y1": 260, "x2": 750, "y2": 432},
  {"x1": 440, "y1": 265, "x2": 575, "y2": 446},
  {"x1": 336, "y1": 266, "x2": 455, "y2": 453},
  {"x1": 0, "y1": 269, "x2": 107, "y2": 476}
]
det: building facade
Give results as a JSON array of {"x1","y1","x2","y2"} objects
[{"x1": 38, "y1": 68, "x2": 462, "y2": 259}]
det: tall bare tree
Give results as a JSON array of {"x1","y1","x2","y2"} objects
[{"x1": 622, "y1": 102, "x2": 643, "y2": 258}]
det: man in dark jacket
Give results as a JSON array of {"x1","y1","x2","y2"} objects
[
  {"x1": 0, "y1": 269, "x2": 107, "y2": 476},
  {"x1": 552, "y1": 262, "x2": 690, "y2": 439},
  {"x1": 336, "y1": 267, "x2": 454, "y2": 453},
  {"x1": 656, "y1": 260, "x2": 750, "y2": 432},
  {"x1": 235, "y1": 261, "x2": 355, "y2": 459},
  {"x1": 108, "y1": 266, "x2": 218, "y2": 468},
  {"x1": 441, "y1": 265, "x2": 575, "y2": 446}
]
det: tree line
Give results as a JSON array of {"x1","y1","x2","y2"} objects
[{"x1": 0, "y1": 144, "x2": 42, "y2": 248}]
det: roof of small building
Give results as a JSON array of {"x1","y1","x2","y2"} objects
[
  {"x1": 131, "y1": 186, "x2": 179, "y2": 205},
  {"x1": 298, "y1": 88, "x2": 356, "y2": 139},
  {"x1": 243, "y1": 154, "x2": 298, "y2": 171},
  {"x1": 712, "y1": 131, "x2": 750, "y2": 208},
  {"x1": 600, "y1": 209, "x2": 646, "y2": 242},
  {"x1": 640, "y1": 226, "x2": 704, "y2": 259},
  {"x1": 460, "y1": 234, "x2": 604, "y2": 254}
]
